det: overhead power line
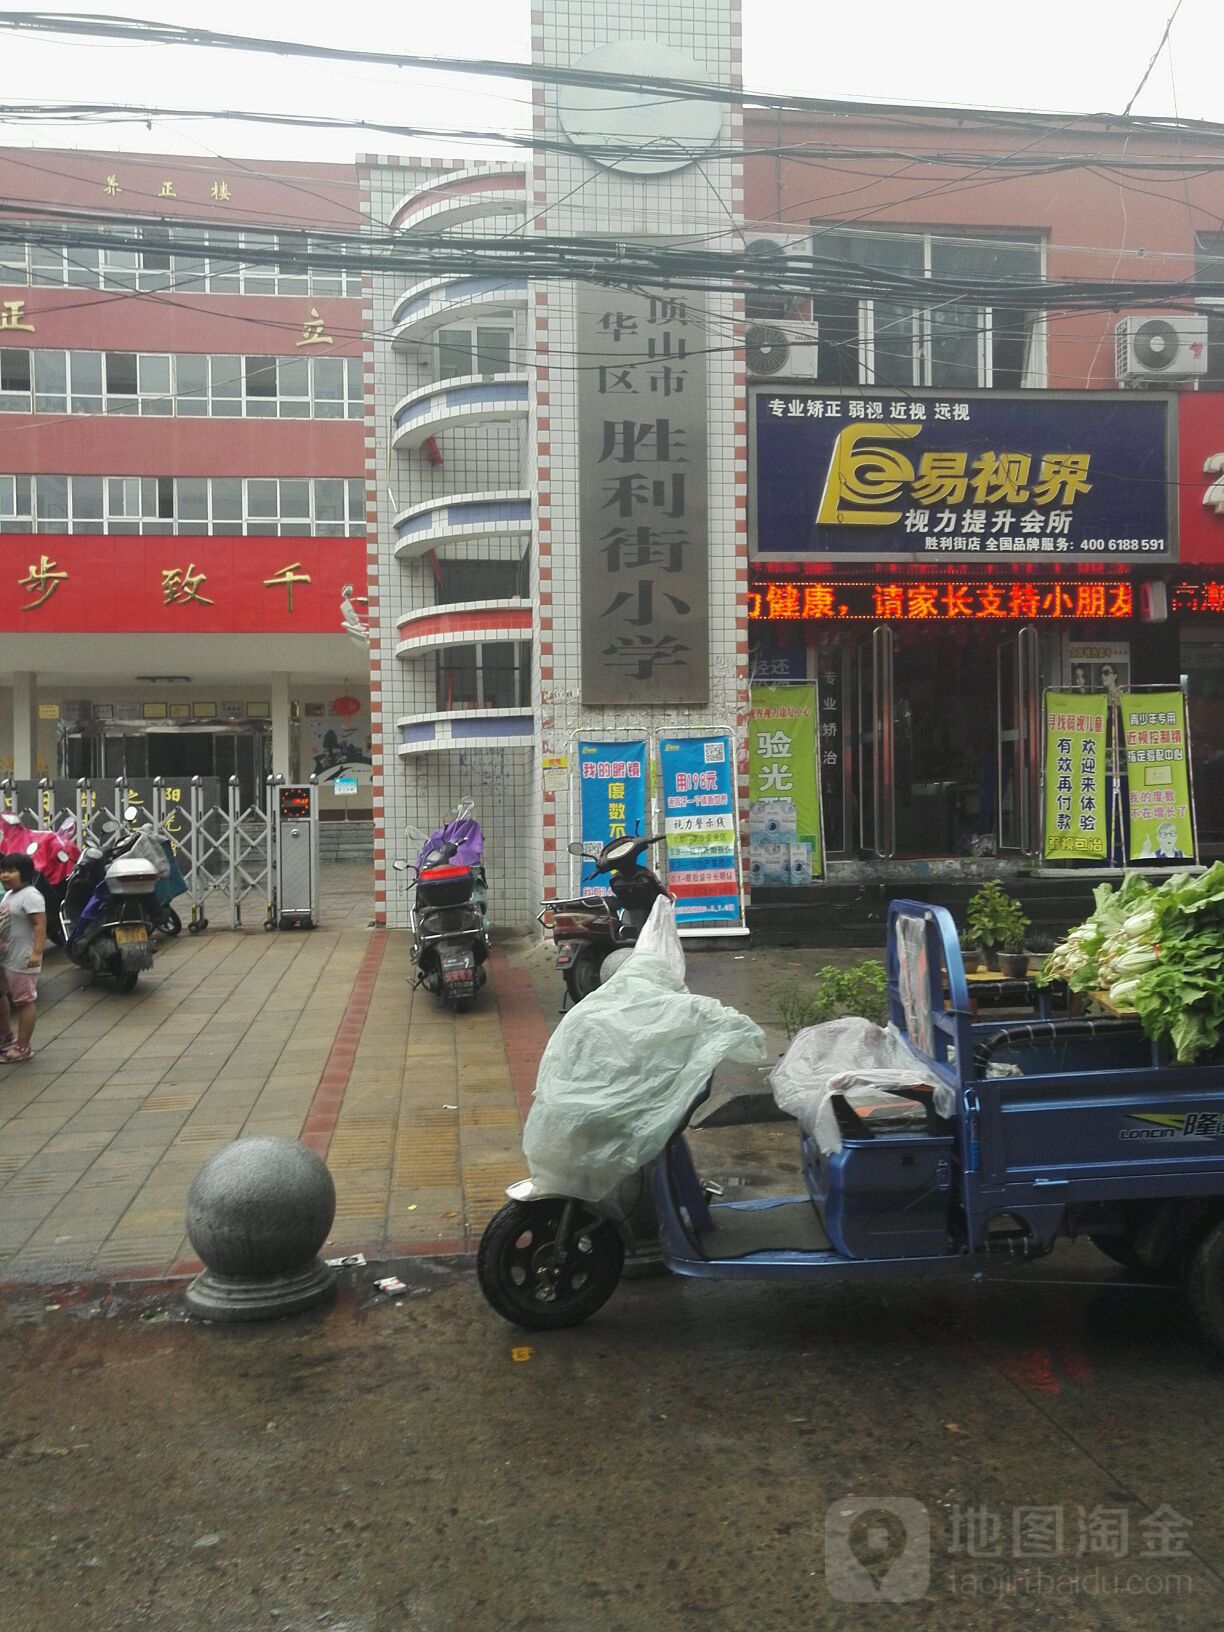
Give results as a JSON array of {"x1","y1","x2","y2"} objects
[
  {"x1": 4, "y1": 11, "x2": 1224, "y2": 144},
  {"x1": 0, "y1": 208, "x2": 1218, "y2": 316}
]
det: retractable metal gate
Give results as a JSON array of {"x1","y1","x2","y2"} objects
[{"x1": 0, "y1": 774, "x2": 320, "y2": 931}]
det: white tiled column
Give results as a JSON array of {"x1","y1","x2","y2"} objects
[{"x1": 11, "y1": 672, "x2": 37, "y2": 780}]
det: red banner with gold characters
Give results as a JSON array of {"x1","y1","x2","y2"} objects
[{"x1": 0, "y1": 534, "x2": 365, "y2": 633}]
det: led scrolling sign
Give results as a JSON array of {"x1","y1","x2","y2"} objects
[{"x1": 750, "y1": 580, "x2": 1135, "y2": 622}]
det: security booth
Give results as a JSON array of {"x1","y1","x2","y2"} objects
[{"x1": 274, "y1": 784, "x2": 319, "y2": 929}]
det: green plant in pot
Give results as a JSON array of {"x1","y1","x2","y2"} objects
[
  {"x1": 966, "y1": 880, "x2": 1030, "y2": 974},
  {"x1": 998, "y1": 918, "x2": 1032, "y2": 979}
]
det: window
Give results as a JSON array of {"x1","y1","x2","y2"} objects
[
  {"x1": 1196, "y1": 236, "x2": 1224, "y2": 385},
  {"x1": 0, "y1": 231, "x2": 361, "y2": 295},
  {"x1": 0, "y1": 348, "x2": 31, "y2": 410},
  {"x1": 435, "y1": 324, "x2": 514, "y2": 381},
  {"x1": 8, "y1": 473, "x2": 364, "y2": 534},
  {"x1": 435, "y1": 556, "x2": 527, "y2": 604},
  {"x1": 435, "y1": 640, "x2": 530, "y2": 711},
  {"x1": 244, "y1": 355, "x2": 278, "y2": 415},
  {"x1": 105, "y1": 351, "x2": 139, "y2": 398},
  {"x1": 810, "y1": 227, "x2": 1043, "y2": 389}
]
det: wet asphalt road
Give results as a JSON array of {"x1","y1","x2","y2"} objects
[{"x1": 3, "y1": 1242, "x2": 1223, "y2": 1632}]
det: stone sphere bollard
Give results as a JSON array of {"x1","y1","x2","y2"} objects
[{"x1": 184, "y1": 1137, "x2": 338, "y2": 1322}]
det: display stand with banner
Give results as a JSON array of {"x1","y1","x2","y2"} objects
[
  {"x1": 1119, "y1": 689, "x2": 1197, "y2": 862},
  {"x1": 747, "y1": 683, "x2": 824, "y2": 886},
  {"x1": 1040, "y1": 691, "x2": 1110, "y2": 862},
  {"x1": 1040, "y1": 685, "x2": 1198, "y2": 867},
  {"x1": 657, "y1": 734, "x2": 745, "y2": 931},
  {"x1": 575, "y1": 739, "x2": 648, "y2": 893}
]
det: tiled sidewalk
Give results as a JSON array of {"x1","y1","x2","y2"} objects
[{"x1": 0, "y1": 877, "x2": 544, "y2": 1286}]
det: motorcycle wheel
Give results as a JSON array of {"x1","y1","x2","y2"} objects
[
  {"x1": 563, "y1": 950, "x2": 604, "y2": 1005},
  {"x1": 477, "y1": 1199, "x2": 624, "y2": 1331},
  {"x1": 157, "y1": 906, "x2": 183, "y2": 938},
  {"x1": 116, "y1": 970, "x2": 139, "y2": 994}
]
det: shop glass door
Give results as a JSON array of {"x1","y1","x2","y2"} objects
[
  {"x1": 855, "y1": 626, "x2": 894, "y2": 856},
  {"x1": 997, "y1": 625, "x2": 1039, "y2": 854}
]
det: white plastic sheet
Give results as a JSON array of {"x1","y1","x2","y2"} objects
[
  {"x1": 522, "y1": 898, "x2": 765, "y2": 1201},
  {"x1": 770, "y1": 1017, "x2": 954, "y2": 1154}
]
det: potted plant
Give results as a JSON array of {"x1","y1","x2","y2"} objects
[
  {"x1": 966, "y1": 881, "x2": 1030, "y2": 973},
  {"x1": 998, "y1": 920, "x2": 1032, "y2": 980}
]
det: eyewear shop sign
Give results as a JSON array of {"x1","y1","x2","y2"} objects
[
  {"x1": 752, "y1": 393, "x2": 1171, "y2": 561},
  {"x1": 577, "y1": 285, "x2": 709, "y2": 704},
  {"x1": 658, "y1": 736, "x2": 741, "y2": 926}
]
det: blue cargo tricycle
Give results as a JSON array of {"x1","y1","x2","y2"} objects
[{"x1": 478, "y1": 899, "x2": 1224, "y2": 1356}]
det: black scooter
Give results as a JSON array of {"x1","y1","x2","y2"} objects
[
  {"x1": 394, "y1": 801, "x2": 490, "y2": 1013},
  {"x1": 61, "y1": 808, "x2": 164, "y2": 992},
  {"x1": 540, "y1": 834, "x2": 670, "y2": 1005}
]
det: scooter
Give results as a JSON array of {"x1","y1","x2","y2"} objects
[
  {"x1": 61, "y1": 806, "x2": 166, "y2": 992},
  {"x1": 395, "y1": 800, "x2": 489, "y2": 1013},
  {"x1": 1, "y1": 813, "x2": 80, "y2": 948},
  {"x1": 478, "y1": 897, "x2": 1224, "y2": 1358},
  {"x1": 540, "y1": 834, "x2": 670, "y2": 1005}
]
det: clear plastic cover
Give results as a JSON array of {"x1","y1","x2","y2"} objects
[
  {"x1": 770, "y1": 1016, "x2": 954, "y2": 1154},
  {"x1": 522, "y1": 898, "x2": 765, "y2": 1201}
]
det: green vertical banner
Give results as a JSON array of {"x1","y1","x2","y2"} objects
[
  {"x1": 1042, "y1": 692, "x2": 1109, "y2": 861},
  {"x1": 748, "y1": 685, "x2": 823, "y2": 885},
  {"x1": 1120, "y1": 691, "x2": 1196, "y2": 862}
]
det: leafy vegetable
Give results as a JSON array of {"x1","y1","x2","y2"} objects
[{"x1": 1042, "y1": 862, "x2": 1224, "y2": 1062}]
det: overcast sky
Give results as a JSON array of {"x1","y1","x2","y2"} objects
[{"x1": 0, "y1": 1, "x2": 1220, "y2": 164}]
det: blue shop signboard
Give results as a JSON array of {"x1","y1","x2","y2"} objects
[{"x1": 751, "y1": 391, "x2": 1173, "y2": 562}]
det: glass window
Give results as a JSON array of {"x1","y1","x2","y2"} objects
[
  {"x1": 33, "y1": 349, "x2": 66, "y2": 413},
  {"x1": 475, "y1": 326, "x2": 513, "y2": 374},
  {"x1": 346, "y1": 479, "x2": 364, "y2": 521},
  {"x1": 177, "y1": 477, "x2": 208, "y2": 522},
  {"x1": 436, "y1": 328, "x2": 474, "y2": 381},
  {"x1": 64, "y1": 245, "x2": 99, "y2": 289},
  {"x1": 36, "y1": 474, "x2": 68, "y2": 521},
  {"x1": 315, "y1": 479, "x2": 345, "y2": 523},
  {"x1": 157, "y1": 476, "x2": 175, "y2": 519},
  {"x1": 810, "y1": 226, "x2": 1041, "y2": 388},
  {"x1": 208, "y1": 231, "x2": 241, "y2": 294},
  {"x1": 209, "y1": 354, "x2": 241, "y2": 414},
  {"x1": 246, "y1": 478, "x2": 278, "y2": 518},
  {"x1": 176, "y1": 353, "x2": 208, "y2": 414},
  {"x1": 437, "y1": 646, "x2": 478, "y2": 710},
  {"x1": 279, "y1": 479, "x2": 310, "y2": 519},
  {"x1": 137, "y1": 354, "x2": 171, "y2": 395},
  {"x1": 0, "y1": 348, "x2": 31, "y2": 405},
  {"x1": 107, "y1": 477, "x2": 140, "y2": 518},
  {"x1": 481, "y1": 642, "x2": 518, "y2": 708},
  {"x1": 436, "y1": 558, "x2": 522, "y2": 604},
  {"x1": 105, "y1": 352, "x2": 139, "y2": 395},
  {"x1": 69, "y1": 351, "x2": 103, "y2": 413},
  {"x1": 276, "y1": 234, "x2": 310, "y2": 295},
  {"x1": 0, "y1": 475, "x2": 15, "y2": 517},
  {"x1": 29, "y1": 244, "x2": 65, "y2": 286},
  {"x1": 244, "y1": 356, "x2": 278, "y2": 399},
  {"x1": 211, "y1": 478, "x2": 242, "y2": 522},
  {"x1": 0, "y1": 242, "x2": 27, "y2": 283},
  {"x1": 71, "y1": 475, "x2": 104, "y2": 525}
]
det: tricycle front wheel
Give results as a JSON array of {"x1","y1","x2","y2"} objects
[
  {"x1": 477, "y1": 1199, "x2": 624, "y2": 1330},
  {"x1": 1187, "y1": 1221, "x2": 1224, "y2": 1361}
]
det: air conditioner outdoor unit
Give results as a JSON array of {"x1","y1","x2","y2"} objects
[
  {"x1": 746, "y1": 320, "x2": 820, "y2": 380},
  {"x1": 743, "y1": 232, "x2": 813, "y2": 323},
  {"x1": 1116, "y1": 314, "x2": 1208, "y2": 383}
]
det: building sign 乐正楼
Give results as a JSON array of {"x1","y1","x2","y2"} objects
[
  {"x1": 578, "y1": 284, "x2": 708, "y2": 704},
  {"x1": 752, "y1": 392, "x2": 1172, "y2": 562}
]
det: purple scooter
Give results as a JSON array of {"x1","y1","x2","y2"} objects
[{"x1": 394, "y1": 799, "x2": 490, "y2": 1012}]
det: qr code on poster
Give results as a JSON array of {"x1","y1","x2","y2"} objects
[{"x1": 704, "y1": 741, "x2": 726, "y2": 764}]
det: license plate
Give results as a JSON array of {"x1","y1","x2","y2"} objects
[{"x1": 114, "y1": 925, "x2": 147, "y2": 946}]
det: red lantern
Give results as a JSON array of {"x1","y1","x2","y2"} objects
[{"x1": 331, "y1": 694, "x2": 362, "y2": 719}]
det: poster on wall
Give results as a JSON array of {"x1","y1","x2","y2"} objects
[
  {"x1": 1041, "y1": 691, "x2": 1110, "y2": 861},
  {"x1": 1066, "y1": 640, "x2": 1129, "y2": 700},
  {"x1": 1120, "y1": 691, "x2": 1197, "y2": 862},
  {"x1": 658, "y1": 735, "x2": 742, "y2": 927},
  {"x1": 577, "y1": 740, "x2": 647, "y2": 894},
  {"x1": 747, "y1": 685, "x2": 823, "y2": 885},
  {"x1": 307, "y1": 718, "x2": 371, "y2": 781}
]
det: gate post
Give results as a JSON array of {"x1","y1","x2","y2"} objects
[{"x1": 227, "y1": 776, "x2": 241, "y2": 929}]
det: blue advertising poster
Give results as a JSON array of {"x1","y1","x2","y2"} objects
[
  {"x1": 658, "y1": 735, "x2": 742, "y2": 927},
  {"x1": 577, "y1": 740, "x2": 647, "y2": 893},
  {"x1": 752, "y1": 391, "x2": 1172, "y2": 561}
]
